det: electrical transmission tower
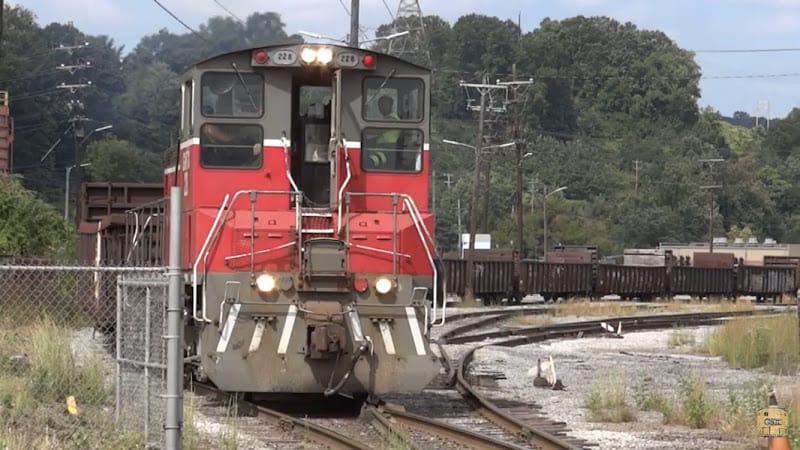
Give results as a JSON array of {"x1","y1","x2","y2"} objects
[{"x1": 386, "y1": 0, "x2": 431, "y2": 66}]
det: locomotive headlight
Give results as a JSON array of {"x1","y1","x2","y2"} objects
[
  {"x1": 255, "y1": 273, "x2": 276, "y2": 293},
  {"x1": 375, "y1": 277, "x2": 394, "y2": 295},
  {"x1": 316, "y1": 47, "x2": 333, "y2": 64},
  {"x1": 300, "y1": 47, "x2": 317, "y2": 63}
]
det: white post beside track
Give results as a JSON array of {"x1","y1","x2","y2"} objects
[{"x1": 165, "y1": 186, "x2": 183, "y2": 449}]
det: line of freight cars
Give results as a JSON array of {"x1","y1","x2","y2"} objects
[{"x1": 442, "y1": 258, "x2": 799, "y2": 304}]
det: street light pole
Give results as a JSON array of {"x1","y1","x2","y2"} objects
[
  {"x1": 65, "y1": 163, "x2": 90, "y2": 221},
  {"x1": 66, "y1": 124, "x2": 111, "y2": 222}
]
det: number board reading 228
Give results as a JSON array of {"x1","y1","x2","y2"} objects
[{"x1": 272, "y1": 49, "x2": 297, "y2": 65}]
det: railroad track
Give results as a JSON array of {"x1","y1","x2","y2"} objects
[
  {"x1": 435, "y1": 307, "x2": 793, "y2": 450},
  {"x1": 183, "y1": 307, "x2": 791, "y2": 449},
  {"x1": 441, "y1": 307, "x2": 786, "y2": 346},
  {"x1": 366, "y1": 402, "x2": 531, "y2": 450},
  {"x1": 188, "y1": 381, "x2": 372, "y2": 449}
]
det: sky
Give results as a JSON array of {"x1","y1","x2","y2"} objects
[{"x1": 8, "y1": 0, "x2": 800, "y2": 118}]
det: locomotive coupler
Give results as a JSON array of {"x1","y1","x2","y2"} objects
[{"x1": 323, "y1": 305, "x2": 372, "y2": 397}]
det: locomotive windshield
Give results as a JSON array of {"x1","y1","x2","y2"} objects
[
  {"x1": 362, "y1": 77, "x2": 424, "y2": 122},
  {"x1": 201, "y1": 72, "x2": 264, "y2": 117},
  {"x1": 361, "y1": 128, "x2": 422, "y2": 173},
  {"x1": 199, "y1": 123, "x2": 263, "y2": 168},
  {"x1": 361, "y1": 77, "x2": 424, "y2": 173}
]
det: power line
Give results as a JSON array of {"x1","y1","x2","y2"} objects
[
  {"x1": 694, "y1": 47, "x2": 800, "y2": 53},
  {"x1": 436, "y1": 67, "x2": 800, "y2": 82},
  {"x1": 212, "y1": 0, "x2": 243, "y2": 23},
  {"x1": 151, "y1": 0, "x2": 207, "y2": 41}
]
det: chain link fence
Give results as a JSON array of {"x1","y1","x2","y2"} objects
[
  {"x1": 116, "y1": 272, "x2": 170, "y2": 448},
  {"x1": 0, "y1": 260, "x2": 167, "y2": 449}
]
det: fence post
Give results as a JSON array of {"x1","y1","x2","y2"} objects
[{"x1": 165, "y1": 186, "x2": 183, "y2": 449}]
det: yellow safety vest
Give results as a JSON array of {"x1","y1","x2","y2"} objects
[
  {"x1": 377, "y1": 112, "x2": 401, "y2": 144},
  {"x1": 369, "y1": 151, "x2": 388, "y2": 167}
]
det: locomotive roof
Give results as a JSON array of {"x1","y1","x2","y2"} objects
[{"x1": 184, "y1": 41, "x2": 431, "y2": 75}]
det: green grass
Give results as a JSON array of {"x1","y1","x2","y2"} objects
[
  {"x1": 623, "y1": 372, "x2": 799, "y2": 448},
  {"x1": 679, "y1": 372, "x2": 715, "y2": 428},
  {"x1": 703, "y1": 313, "x2": 799, "y2": 374},
  {"x1": 0, "y1": 316, "x2": 141, "y2": 449},
  {"x1": 584, "y1": 369, "x2": 637, "y2": 423}
]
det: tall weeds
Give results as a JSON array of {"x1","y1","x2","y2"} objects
[{"x1": 704, "y1": 313, "x2": 799, "y2": 374}]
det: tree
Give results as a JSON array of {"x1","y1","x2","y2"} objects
[
  {"x1": 114, "y1": 62, "x2": 180, "y2": 152},
  {"x1": 84, "y1": 138, "x2": 162, "y2": 182},
  {"x1": 520, "y1": 16, "x2": 701, "y2": 133},
  {"x1": 0, "y1": 175, "x2": 72, "y2": 258}
]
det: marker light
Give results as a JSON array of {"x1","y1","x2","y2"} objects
[
  {"x1": 362, "y1": 54, "x2": 375, "y2": 66},
  {"x1": 375, "y1": 277, "x2": 393, "y2": 295},
  {"x1": 254, "y1": 50, "x2": 268, "y2": 64},
  {"x1": 255, "y1": 273, "x2": 276, "y2": 293},
  {"x1": 354, "y1": 277, "x2": 369, "y2": 293},
  {"x1": 300, "y1": 47, "x2": 317, "y2": 64},
  {"x1": 317, "y1": 47, "x2": 334, "y2": 64}
]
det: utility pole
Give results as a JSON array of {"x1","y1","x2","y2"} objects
[
  {"x1": 464, "y1": 77, "x2": 486, "y2": 302},
  {"x1": 349, "y1": 0, "x2": 359, "y2": 47},
  {"x1": 498, "y1": 65, "x2": 533, "y2": 302},
  {"x1": 699, "y1": 158, "x2": 724, "y2": 253},
  {"x1": 459, "y1": 76, "x2": 507, "y2": 301},
  {"x1": 634, "y1": 159, "x2": 640, "y2": 196},
  {"x1": 456, "y1": 199, "x2": 463, "y2": 257},
  {"x1": 542, "y1": 184, "x2": 554, "y2": 260},
  {"x1": 55, "y1": 40, "x2": 92, "y2": 224}
]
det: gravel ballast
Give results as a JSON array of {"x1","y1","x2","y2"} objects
[{"x1": 466, "y1": 324, "x2": 798, "y2": 449}]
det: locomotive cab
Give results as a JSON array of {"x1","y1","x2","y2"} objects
[{"x1": 166, "y1": 43, "x2": 443, "y2": 398}]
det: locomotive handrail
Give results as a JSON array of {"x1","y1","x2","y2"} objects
[
  {"x1": 342, "y1": 192, "x2": 444, "y2": 328},
  {"x1": 197, "y1": 189, "x2": 302, "y2": 323},
  {"x1": 193, "y1": 193, "x2": 231, "y2": 323},
  {"x1": 281, "y1": 135, "x2": 300, "y2": 194},
  {"x1": 336, "y1": 138, "x2": 352, "y2": 234},
  {"x1": 401, "y1": 194, "x2": 446, "y2": 327}
]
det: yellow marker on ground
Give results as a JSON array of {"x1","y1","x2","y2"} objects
[{"x1": 66, "y1": 395, "x2": 79, "y2": 416}]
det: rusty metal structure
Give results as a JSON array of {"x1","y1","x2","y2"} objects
[
  {"x1": 0, "y1": 91, "x2": 13, "y2": 173},
  {"x1": 77, "y1": 182, "x2": 164, "y2": 265},
  {"x1": 442, "y1": 256, "x2": 798, "y2": 303}
]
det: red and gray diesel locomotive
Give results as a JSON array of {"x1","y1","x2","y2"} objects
[{"x1": 163, "y1": 43, "x2": 444, "y2": 397}]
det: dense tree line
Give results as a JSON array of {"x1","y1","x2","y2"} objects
[{"x1": 1, "y1": 4, "x2": 798, "y2": 258}]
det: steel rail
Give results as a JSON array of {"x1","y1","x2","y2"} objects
[
  {"x1": 371, "y1": 403, "x2": 530, "y2": 450},
  {"x1": 189, "y1": 382, "x2": 371, "y2": 450},
  {"x1": 455, "y1": 351, "x2": 582, "y2": 450},
  {"x1": 438, "y1": 307, "x2": 550, "y2": 342},
  {"x1": 364, "y1": 404, "x2": 422, "y2": 450},
  {"x1": 451, "y1": 308, "x2": 791, "y2": 450},
  {"x1": 444, "y1": 308, "x2": 785, "y2": 345}
]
